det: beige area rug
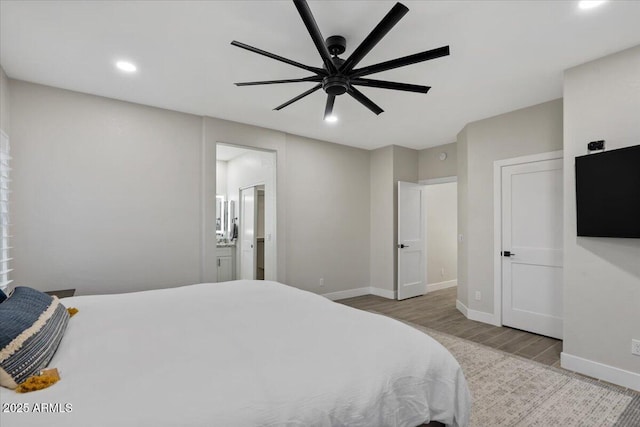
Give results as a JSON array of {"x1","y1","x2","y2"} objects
[{"x1": 397, "y1": 319, "x2": 640, "y2": 427}]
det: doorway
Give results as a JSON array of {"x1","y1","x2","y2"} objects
[
  {"x1": 422, "y1": 177, "x2": 458, "y2": 293},
  {"x1": 494, "y1": 151, "x2": 563, "y2": 339},
  {"x1": 216, "y1": 143, "x2": 276, "y2": 281},
  {"x1": 397, "y1": 178, "x2": 458, "y2": 300}
]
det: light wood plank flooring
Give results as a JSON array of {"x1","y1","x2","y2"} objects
[{"x1": 338, "y1": 287, "x2": 562, "y2": 367}]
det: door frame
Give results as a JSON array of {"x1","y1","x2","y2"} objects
[
  {"x1": 419, "y1": 175, "x2": 457, "y2": 186},
  {"x1": 493, "y1": 150, "x2": 563, "y2": 326},
  {"x1": 209, "y1": 141, "x2": 278, "y2": 283}
]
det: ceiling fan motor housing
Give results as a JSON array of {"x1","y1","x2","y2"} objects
[
  {"x1": 322, "y1": 75, "x2": 349, "y2": 95},
  {"x1": 322, "y1": 36, "x2": 349, "y2": 95}
]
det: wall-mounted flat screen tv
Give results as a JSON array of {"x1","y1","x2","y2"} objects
[{"x1": 575, "y1": 144, "x2": 640, "y2": 238}]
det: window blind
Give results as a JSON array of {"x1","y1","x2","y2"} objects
[{"x1": 0, "y1": 130, "x2": 12, "y2": 295}]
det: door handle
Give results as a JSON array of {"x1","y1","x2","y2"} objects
[
  {"x1": 398, "y1": 244, "x2": 410, "y2": 249},
  {"x1": 502, "y1": 251, "x2": 516, "y2": 257}
]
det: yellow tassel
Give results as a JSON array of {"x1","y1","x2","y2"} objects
[
  {"x1": 67, "y1": 307, "x2": 79, "y2": 317},
  {"x1": 15, "y1": 374, "x2": 59, "y2": 393}
]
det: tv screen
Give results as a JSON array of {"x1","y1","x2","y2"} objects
[{"x1": 575, "y1": 144, "x2": 640, "y2": 238}]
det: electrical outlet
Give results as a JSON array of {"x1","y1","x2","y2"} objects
[
  {"x1": 632, "y1": 339, "x2": 640, "y2": 356},
  {"x1": 319, "y1": 278, "x2": 325, "y2": 288},
  {"x1": 441, "y1": 267, "x2": 445, "y2": 277},
  {"x1": 475, "y1": 291, "x2": 481, "y2": 301}
]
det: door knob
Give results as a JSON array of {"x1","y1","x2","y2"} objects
[
  {"x1": 502, "y1": 251, "x2": 516, "y2": 257},
  {"x1": 398, "y1": 244, "x2": 410, "y2": 249}
]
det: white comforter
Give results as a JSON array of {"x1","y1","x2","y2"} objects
[{"x1": 0, "y1": 280, "x2": 470, "y2": 427}]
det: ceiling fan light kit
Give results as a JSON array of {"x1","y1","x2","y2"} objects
[{"x1": 232, "y1": 0, "x2": 450, "y2": 120}]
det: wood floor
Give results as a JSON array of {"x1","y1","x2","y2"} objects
[{"x1": 338, "y1": 286, "x2": 562, "y2": 367}]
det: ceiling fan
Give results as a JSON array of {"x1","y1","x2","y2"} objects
[{"x1": 231, "y1": 0, "x2": 450, "y2": 120}]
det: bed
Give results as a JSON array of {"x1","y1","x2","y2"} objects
[{"x1": 0, "y1": 280, "x2": 470, "y2": 426}]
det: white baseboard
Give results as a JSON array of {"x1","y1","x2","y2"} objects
[
  {"x1": 369, "y1": 286, "x2": 396, "y2": 300},
  {"x1": 456, "y1": 299, "x2": 468, "y2": 317},
  {"x1": 322, "y1": 287, "x2": 371, "y2": 301},
  {"x1": 561, "y1": 352, "x2": 640, "y2": 392},
  {"x1": 468, "y1": 309, "x2": 500, "y2": 326},
  {"x1": 456, "y1": 299, "x2": 500, "y2": 326},
  {"x1": 427, "y1": 279, "x2": 457, "y2": 292}
]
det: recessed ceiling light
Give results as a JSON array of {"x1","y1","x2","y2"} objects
[
  {"x1": 325, "y1": 115, "x2": 338, "y2": 123},
  {"x1": 116, "y1": 61, "x2": 137, "y2": 73},
  {"x1": 578, "y1": 1, "x2": 606, "y2": 10}
]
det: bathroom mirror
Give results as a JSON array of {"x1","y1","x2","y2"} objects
[
  {"x1": 216, "y1": 195, "x2": 225, "y2": 235},
  {"x1": 227, "y1": 200, "x2": 235, "y2": 240}
]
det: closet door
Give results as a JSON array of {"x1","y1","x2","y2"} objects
[{"x1": 501, "y1": 158, "x2": 563, "y2": 339}]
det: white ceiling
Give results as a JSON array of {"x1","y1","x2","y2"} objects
[
  {"x1": 216, "y1": 144, "x2": 251, "y2": 162},
  {"x1": 1, "y1": 1, "x2": 639, "y2": 150}
]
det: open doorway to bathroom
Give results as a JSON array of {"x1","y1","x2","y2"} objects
[{"x1": 216, "y1": 143, "x2": 276, "y2": 281}]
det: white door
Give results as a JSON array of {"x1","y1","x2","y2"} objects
[
  {"x1": 397, "y1": 181, "x2": 427, "y2": 300},
  {"x1": 501, "y1": 159, "x2": 563, "y2": 339},
  {"x1": 240, "y1": 186, "x2": 257, "y2": 280}
]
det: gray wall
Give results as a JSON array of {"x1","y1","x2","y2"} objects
[
  {"x1": 10, "y1": 80, "x2": 203, "y2": 295},
  {"x1": 459, "y1": 99, "x2": 563, "y2": 313},
  {"x1": 10, "y1": 81, "x2": 371, "y2": 296},
  {"x1": 419, "y1": 142, "x2": 457, "y2": 180},
  {"x1": 563, "y1": 46, "x2": 640, "y2": 375},
  {"x1": 370, "y1": 146, "x2": 394, "y2": 294},
  {"x1": 216, "y1": 160, "x2": 227, "y2": 196},
  {"x1": 0, "y1": 66, "x2": 8, "y2": 134},
  {"x1": 425, "y1": 182, "x2": 457, "y2": 285},
  {"x1": 285, "y1": 134, "x2": 370, "y2": 294},
  {"x1": 456, "y1": 127, "x2": 469, "y2": 306}
]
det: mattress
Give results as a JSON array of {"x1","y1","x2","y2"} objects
[{"x1": 0, "y1": 280, "x2": 470, "y2": 426}]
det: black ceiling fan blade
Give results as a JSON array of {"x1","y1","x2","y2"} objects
[
  {"x1": 340, "y1": 2, "x2": 409, "y2": 74},
  {"x1": 235, "y1": 76, "x2": 322, "y2": 86},
  {"x1": 351, "y1": 45, "x2": 450, "y2": 78},
  {"x1": 351, "y1": 78, "x2": 430, "y2": 94},
  {"x1": 292, "y1": 0, "x2": 338, "y2": 74},
  {"x1": 347, "y1": 87, "x2": 384, "y2": 115},
  {"x1": 324, "y1": 94, "x2": 336, "y2": 120},
  {"x1": 274, "y1": 83, "x2": 322, "y2": 111},
  {"x1": 231, "y1": 40, "x2": 326, "y2": 75}
]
